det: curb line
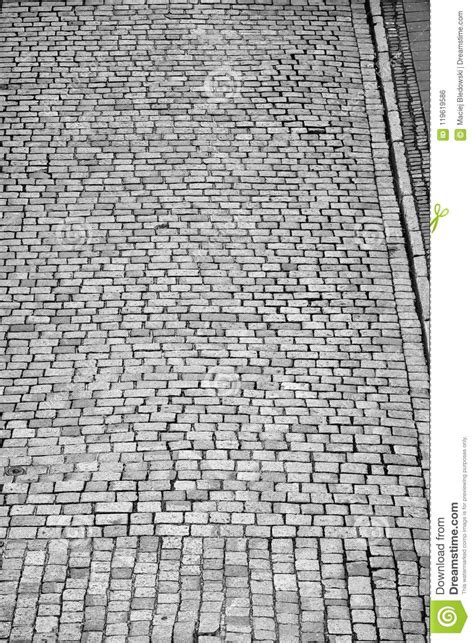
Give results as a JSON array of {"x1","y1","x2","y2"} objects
[{"x1": 367, "y1": 0, "x2": 430, "y2": 360}]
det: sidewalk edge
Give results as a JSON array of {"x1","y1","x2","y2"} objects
[{"x1": 367, "y1": 0, "x2": 430, "y2": 360}]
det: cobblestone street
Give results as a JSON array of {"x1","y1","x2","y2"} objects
[{"x1": 0, "y1": 0, "x2": 429, "y2": 641}]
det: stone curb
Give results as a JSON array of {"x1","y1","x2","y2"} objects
[
  {"x1": 73, "y1": 0, "x2": 318, "y2": 6},
  {"x1": 367, "y1": 0, "x2": 430, "y2": 359}
]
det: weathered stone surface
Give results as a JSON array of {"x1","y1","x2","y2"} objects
[{"x1": 0, "y1": 0, "x2": 428, "y2": 640}]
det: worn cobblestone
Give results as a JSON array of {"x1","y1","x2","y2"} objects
[{"x1": 0, "y1": 0, "x2": 428, "y2": 640}]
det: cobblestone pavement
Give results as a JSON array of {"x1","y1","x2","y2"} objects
[{"x1": 0, "y1": 1, "x2": 429, "y2": 641}]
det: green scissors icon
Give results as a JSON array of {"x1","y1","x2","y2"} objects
[{"x1": 430, "y1": 203, "x2": 449, "y2": 233}]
